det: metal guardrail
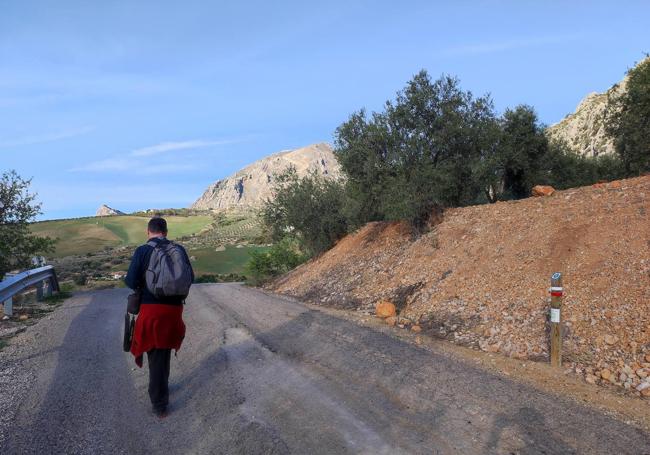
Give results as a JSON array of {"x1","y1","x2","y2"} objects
[{"x1": 0, "y1": 266, "x2": 60, "y2": 317}]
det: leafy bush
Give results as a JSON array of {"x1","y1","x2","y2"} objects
[
  {"x1": 541, "y1": 141, "x2": 626, "y2": 189},
  {"x1": 245, "y1": 238, "x2": 308, "y2": 285},
  {"x1": 262, "y1": 168, "x2": 349, "y2": 255}
]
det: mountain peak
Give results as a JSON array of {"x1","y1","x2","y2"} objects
[
  {"x1": 191, "y1": 143, "x2": 342, "y2": 211},
  {"x1": 96, "y1": 204, "x2": 124, "y2": 217}
]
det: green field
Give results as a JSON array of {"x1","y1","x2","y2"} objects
[
  {"x1": 31, "y1": 215, "x2": 213, "y2": 257},
  {"x1": 189, "y1": 245, "x2": 270, "y2": 276}
]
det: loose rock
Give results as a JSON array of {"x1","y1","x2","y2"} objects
[
  {"x1": 604, "y1": 334, "x2": 617, "y2": 345},
  {"x1": 375, "y1": 301, "x2": 396, "y2": 318},
  {"x1": 531, "y1": 185, "x2": 555, "y2": 197}
]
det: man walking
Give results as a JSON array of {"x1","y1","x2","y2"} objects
[{"x1": 125, "y1": 217, "x2": 194, "y2": 417}]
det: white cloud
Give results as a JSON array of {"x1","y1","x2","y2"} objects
[
  {"x1": 131, "y1": 139, "x2": 236, "y2": 157},
  {"x1": 0, "y1": 126, "x2": 94, "y2": 149},
  {"x1": 69, "y1": 159, "x2": 198, "y2": 175},
  {"x1": 69, "y1": 136, "x2": 245, "y2": 174}
]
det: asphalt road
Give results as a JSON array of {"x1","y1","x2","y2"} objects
[{"x1": 1, "y1": 284, "x2": 649, "y2": 454}]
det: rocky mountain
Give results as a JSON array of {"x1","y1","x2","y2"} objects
[
  {"x1": 95, "y1": 205, "x2": 124, "y2": 216},
  {"x1": 191, "y1": 142, "x2": 342, "y2": 211},
  {"x1": 544, "y1": 58, "x2": 650, "y2": 157}
]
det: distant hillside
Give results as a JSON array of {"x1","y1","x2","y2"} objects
[
  {"x1": 96, "y1": 204, "x2": 125, "y2": 216},
  {"x1": 191, "y1": 143, "x2": 342, "y2": 211},
  {"x1": 545, "y1": 58, "x2": 649, "y2": 157},
  {"x1": 31, "y1": 215, "x2": 212, "y2": 257}
]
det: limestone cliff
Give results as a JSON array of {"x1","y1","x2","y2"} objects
[
  {"x1": 545, "y1": 62, "x2": 641, "y2": 157},
  {"x1": 191, "y1": 143, "x2": 342, "y2": 211}
]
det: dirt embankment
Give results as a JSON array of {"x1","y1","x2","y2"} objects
[{"x1": 269, "y1": 176, "x2": 650, "y2": 398}]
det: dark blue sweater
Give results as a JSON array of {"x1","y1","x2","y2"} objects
[{"x1": 124, "y1": 237, "x2": 194, "y2": 305}]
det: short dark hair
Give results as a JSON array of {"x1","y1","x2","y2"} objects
[{"x1": 148, "y1": 217, "x2": 168, "y2": 234}]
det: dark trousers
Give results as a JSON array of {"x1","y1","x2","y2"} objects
[{"x1": 147, "y1": 348, "x2": 171, "y2": 412}]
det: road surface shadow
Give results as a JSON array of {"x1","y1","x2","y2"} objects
[
  {"x1": 485, "y1": 406, "x2": 576, "y2": 454},
  {"x1": 5, "y1": 291, "x2": 142, "y2": 454}
]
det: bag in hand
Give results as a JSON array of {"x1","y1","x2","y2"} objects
[
  {"x1": 127, "y1": 290, "x2": 141, "y2": 315},
  {"x1": 123, "y1": 313, "x2": 135, "y2": 352}
]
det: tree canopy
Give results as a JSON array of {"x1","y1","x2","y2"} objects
[
  {"x1": 0, "y1": 170, "x2": 55, "y2": 278},
  {"x1": 606, "y1": 57, "x2": 650, "y2": 175},
  {"x1": 335, "y1": 71, "x2": 500, "y2": 228},
  {"x1": 261, "y1": 167, "x2": 349, "y2": 256}
]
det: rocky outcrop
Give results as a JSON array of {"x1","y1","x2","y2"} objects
[
  {"x1": 546, "y1": 79, "x2": 626, "y2": 157},
  {"x1": 95, "y1": 205, "x2": 124, "y2": 216},
  {"x1": 191, "y1": 143, "x2": 342, "y2": 211},
  {"x1": 545, "y1": 58, "x2": 650, "y2": 157}
]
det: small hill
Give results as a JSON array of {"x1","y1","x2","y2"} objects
[
  {"x1": 546, "y1": 57, "x2": 648, "y2": 157},
  {"x1": 191, "y1": 143, "x2": 342, "y2": 211},
  {"x1": 270, "y1": 176, "x2": 650, "y2": 395},
  {"x1": 96, "y1": 204, "x2": 125, "y2": 217}
]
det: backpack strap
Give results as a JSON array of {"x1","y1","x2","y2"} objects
[{"x1": 147, "y1": 240, "x2": 159, "y2": 248}]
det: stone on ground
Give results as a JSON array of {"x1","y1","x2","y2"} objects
[{"x1": 376, "y1": 301, "x2": 396, "y2": 318}]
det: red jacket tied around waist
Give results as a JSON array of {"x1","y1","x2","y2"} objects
[{"x1": 130, "y1": 303, "x2": 186, "y2": 367}]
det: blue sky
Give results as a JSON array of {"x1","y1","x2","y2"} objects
[{"x1": 1, "y1": 1, "x2": 648, "y2": 220}]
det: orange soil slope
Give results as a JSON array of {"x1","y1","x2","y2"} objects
[{"x1": 270, "y1": 176, "x2": 650, "y2": 396}]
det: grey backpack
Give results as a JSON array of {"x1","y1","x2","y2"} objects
[{"x1": 145, "y1": 240, "x2": 192, "y2": 299}]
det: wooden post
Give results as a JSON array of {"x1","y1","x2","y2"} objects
[{"x1": 550, "y1": 272, "x2": 563, "y2": 367}]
